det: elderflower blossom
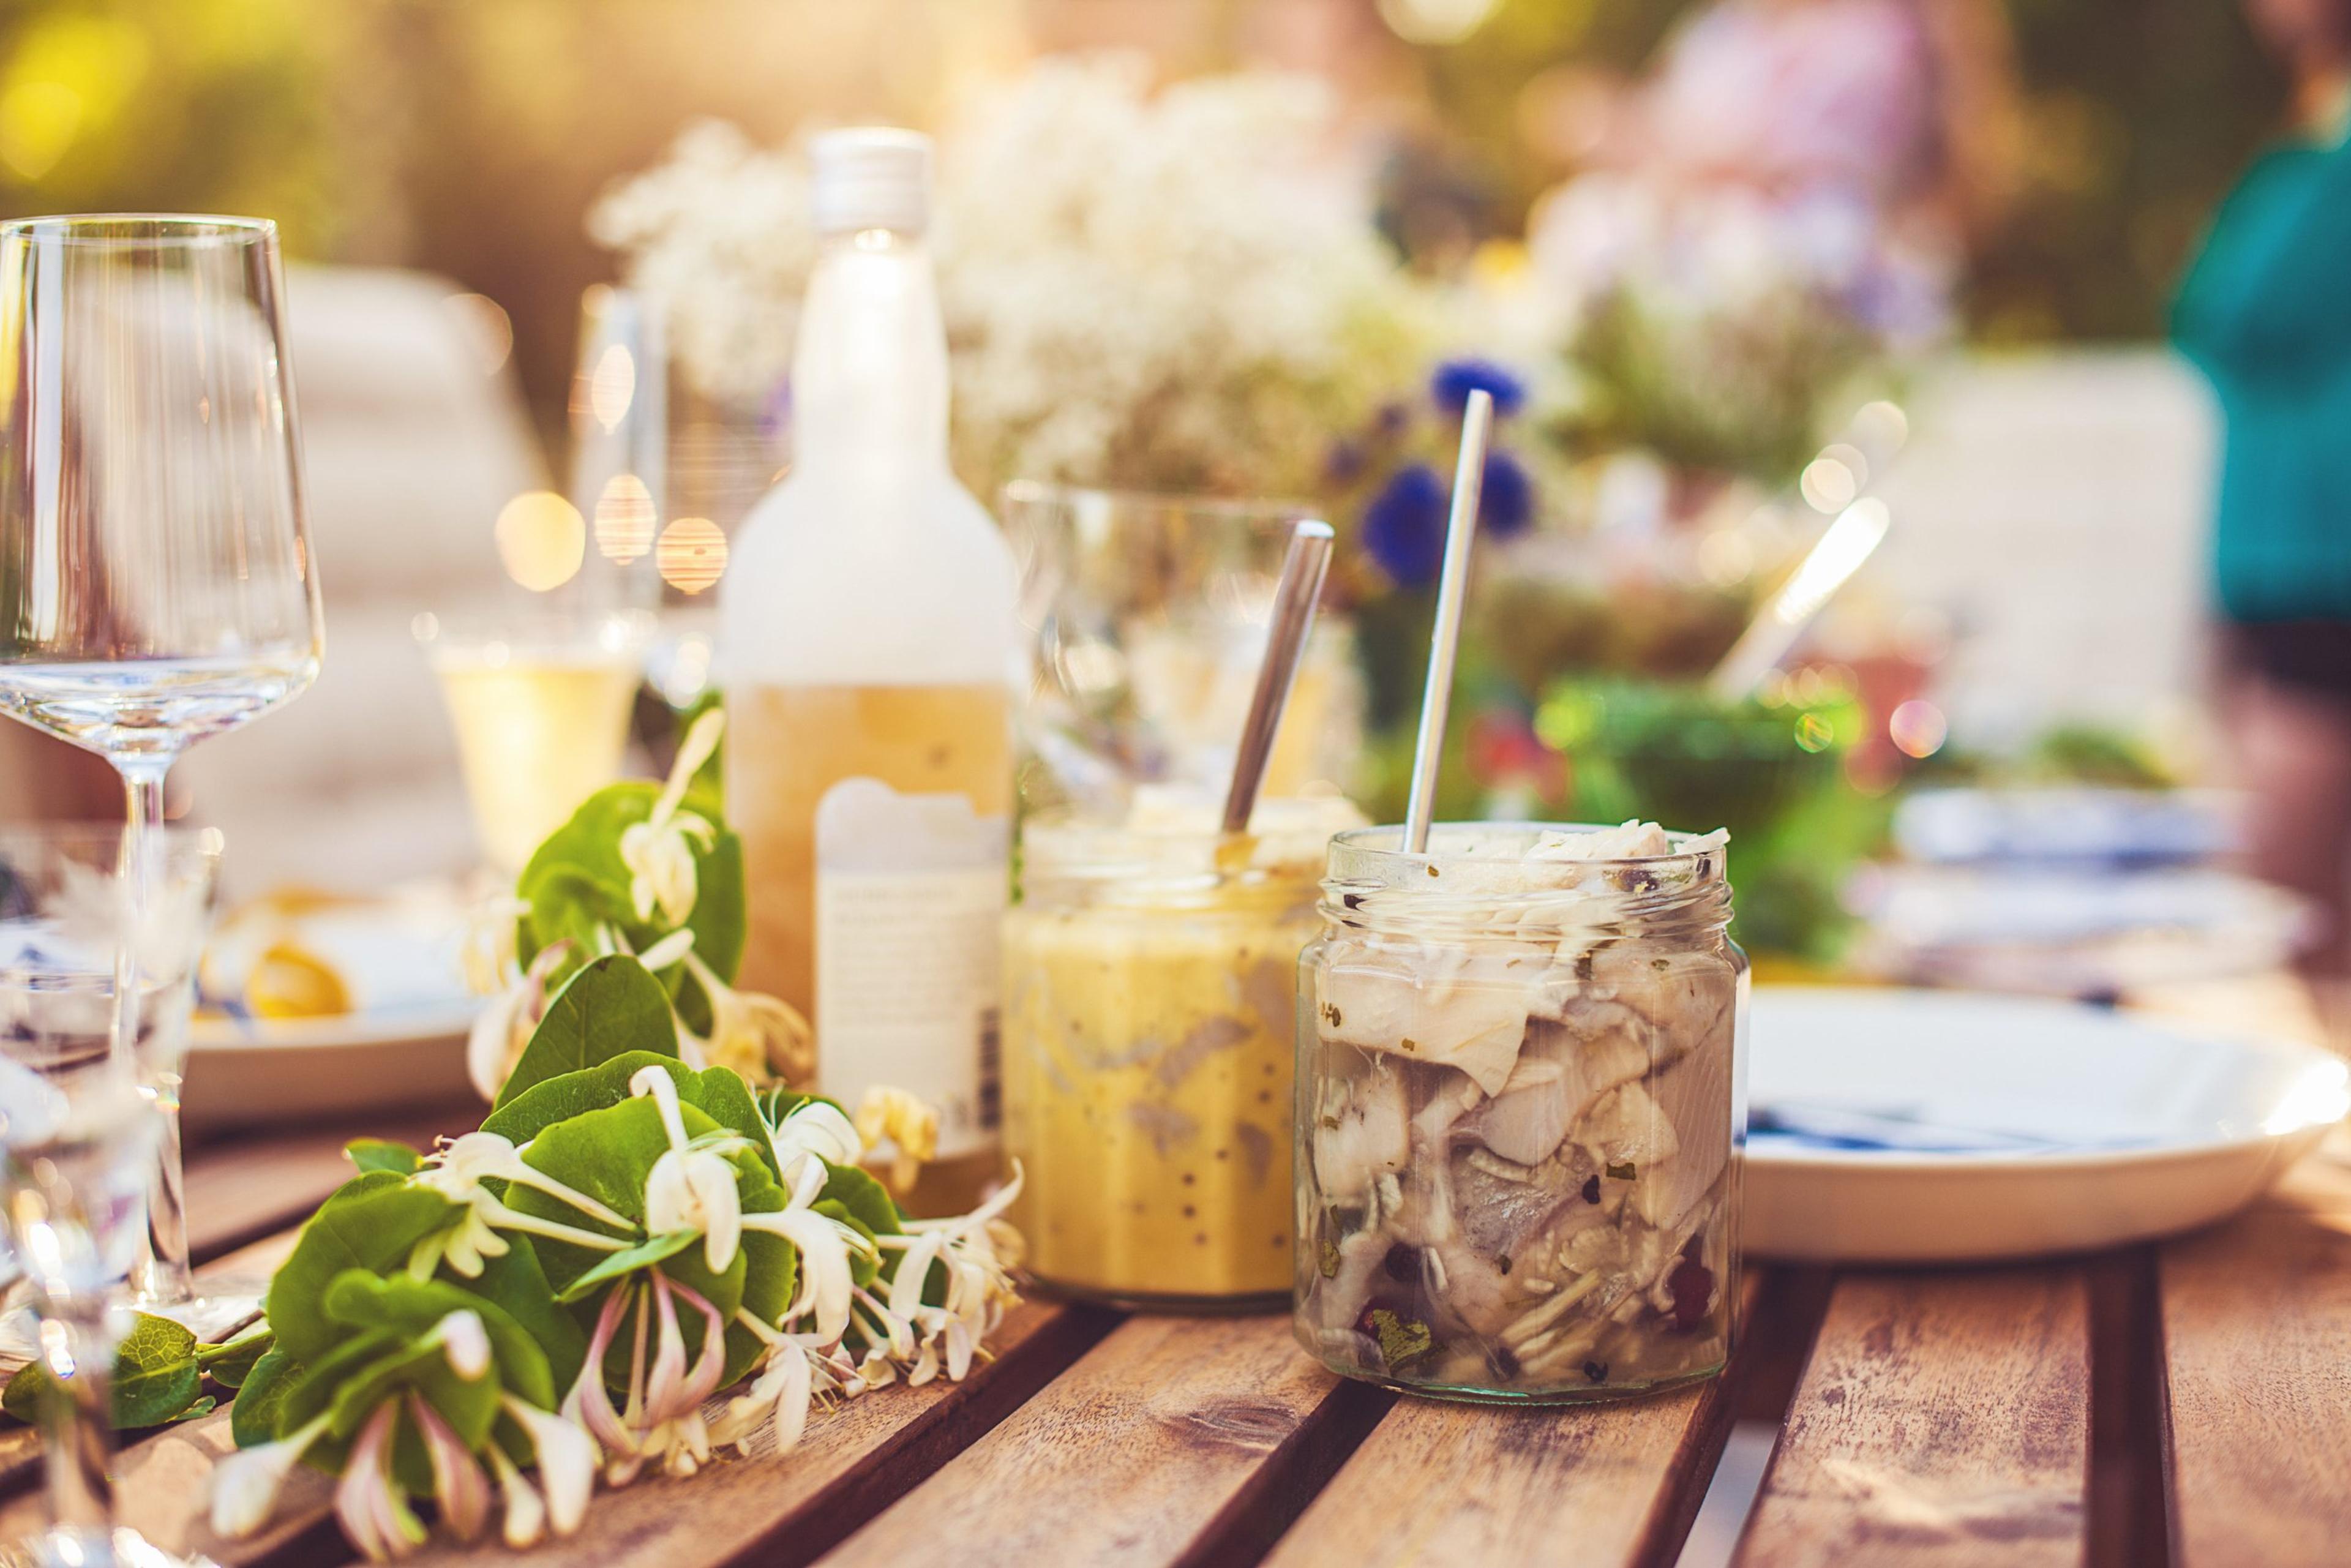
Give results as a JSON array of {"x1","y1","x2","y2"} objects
[{"x1": 591, "y1": 54, "x2": 1429, "y2": 502}]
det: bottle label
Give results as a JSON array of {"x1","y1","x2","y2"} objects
[{"x1": 814, "y1": 777, "x2": 1007, "y2": 1160}]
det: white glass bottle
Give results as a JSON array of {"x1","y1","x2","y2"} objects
[{"x1": 721, "y1": 129, "x2": 1016, "y2": 1214}]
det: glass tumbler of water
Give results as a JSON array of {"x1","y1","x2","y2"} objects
[{"x1": 0, "y1": 829, "x2": 220, "y2": 1567}]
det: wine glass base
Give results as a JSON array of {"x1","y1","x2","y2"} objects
[
  {"x1": 128, "y1": 1281, "x2": 268, "y2": 1344},
  {"x1": 15, "y1": 1525, "x2": 219, "y2": 1568},
  {"x1": 0, "y1": 1281, "x2": 265, "y2": 1359}
]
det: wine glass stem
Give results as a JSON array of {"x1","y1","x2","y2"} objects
[
  {"x1": 114, "y1": 759, "x2": 198, "y2": 1308},
  {"x1": 38, "y1": 1299, "x2": 120, "y2": 1547}
]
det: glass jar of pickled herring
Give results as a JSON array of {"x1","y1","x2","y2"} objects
[
  {"x1": 1296, "y1": 822, "x2": 1745, "y2": 1401},
  {"x1": 1002, "y1": 795, "x2": 1363, "y2": 1310}
]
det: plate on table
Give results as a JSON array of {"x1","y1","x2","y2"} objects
[
  {"x1": 1743, "y1": 987, "x2": 2349, "y2": 1262},
  {"x1": 184, "y1": 887, "x2": 481, "y2": 1131}
]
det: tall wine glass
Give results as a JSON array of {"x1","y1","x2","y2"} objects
[
  {"x1": 0, "y1": 216, "x2": 323, "y2": 1335},
  {"x1": 0, "y1": 826, "x2": 222, "y2": 1568}
]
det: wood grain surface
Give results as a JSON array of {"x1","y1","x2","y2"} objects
[
  {"x1": 817, "y1": 1313, "x2": 1349, "y2": 1568},
  {"x1": 1736, "y1": 1268, "x2": 2090, "y2": 1567},
  {"x1": 1262, "y1": 1278, "x2": 1761, "y2": 1568},
  {"x1": 2162, "y1": 1155, "x2": 2351, "y2": 1567}
]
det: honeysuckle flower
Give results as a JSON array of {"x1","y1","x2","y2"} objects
[
  {"x1": 466, "y1": 940, "x2": 576, "y2": 1101},
  {"x1": 765, "y1": 1097, "x2": 862, "y2": 1190},
  {"x1": 408, "y1": 1131, "x2": 632, "y2": 1280},
  {"x1": 619, "y1": 710, "x2": 724, "y2": 926},
  {"x1": 435, "y1": 1308, "x2": 492, "y2": 1380},
  {"x1": 633, "y1": 1066, "x2": 747, "y2": 1273},
  {"x1": 853, "y1": 1087, "x2": 939, "y2": 1191},
  {"x1": 411, "y1": 1395, "x2": 491, "y2": 1543},
  {"x1": 499, "y1": 1394, "x2": 596, "y2": 1536},
  {"x1": 869, "y1": 1165, "x2": 1026, "y2": 1380},
  {"x1": 460, "y1": 894, "x2": 531, "y2": 997},
  {"x1": 336, "y1": 1403, "x2": 427, "y2": 1561},
  {"x1": 210, "y1": 1411, "x2": 332, "y2": 1539},
  {"x1": 563, "y1": 1285, "x2": 639, "y2": 1461},
  {"x1": 677, "y1": 948, "x2": 814, "y2": 1088},
  {"x1": 741, "y1": 1154, "x2": 868, "y2": 1344},
  {"x1": 486, "y1": 1447, "x2": 546, "y2": 1549}
]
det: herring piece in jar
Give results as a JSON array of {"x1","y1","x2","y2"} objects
[{"x1": 1296, "y1": 821, "x2": 1745, "y2": 1403}]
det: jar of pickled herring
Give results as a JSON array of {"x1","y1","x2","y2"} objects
[
  {"x1": 1297, "y1": 822, "x2": 1745, "y2": 1401},
  {"x1": 1003, "y1": 795, "x2": 1364, "y2": 1310}
]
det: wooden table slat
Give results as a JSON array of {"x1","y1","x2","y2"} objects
[
  {"x1": 1734, "y1": 1267, "x2": 2090, "y2": 1567},
  {"x1": 2159, "y1": 1155, "x2": 2351, "y2": 1568},
  {"x1": 1262, "y1": 1277, "x2": 1761, "y2": 1568},
  {"x1": 816, "y1": 1314, "x2": 1351, "y2": 1568}
]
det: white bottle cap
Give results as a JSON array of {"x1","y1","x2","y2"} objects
[{"x1": 809, "y1": 127, "x2": 932, "y2": 237}]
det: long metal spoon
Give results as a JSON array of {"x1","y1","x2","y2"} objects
[
  {"x1": 1401, "y1": 388, "x2": 1494, "y2": 855},
  {"x1": 1221, "y1": 519, "x2": 1337, "y2": 835}
]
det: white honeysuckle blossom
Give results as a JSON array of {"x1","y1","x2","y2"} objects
[
  {"x1": 765, "y1": 1097, "x2": 862, "y2": 1190},
  {"x1": 486, "y1": 1447, "x2": 546, "y2": 1549},
  {"x1": 633, "y1": 1065, "x2": 748, "y2": 1274},
  {"x1": 500, "y1": 1394, "x2": 598, "y2": 1537},
  {"x1": 465, "y1": 940, "x2": 576, "y2": 1101},
  {"x1": 676, "y1": 948, "x2": 814, "y2": 1086},
  {"x1": 408, "y1": 1132, "x2": 632, "y2": 1280},
  {"x1": 210, "y1": 1411, "x2": 334, "y2": 1539},
  {"x1": 460, "y1": 894, "x2": 531, "y2": 997},
  {"x1": 435, "y1": 1309, "x2": 492, "y2": 1380},
  {"x1": 619, "y1": 710, "x2": 725, "y2": 928},
  {"x1": 853, "y1": 1087, "x2": 938, "y2": 1191}
]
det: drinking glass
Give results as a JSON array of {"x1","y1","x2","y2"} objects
[
  {"x1": 0, "y1": 827, "x2": 220, "y2": 1567},
  {"x1": 1002, "y1": 483, "x2": 1363, "y2": 818},
  {"x1": 0, "y1": 216, "x2": 323, "y2": 1331},
  {"x1": 413, "y1": 609, "x2": 648, "y2": 875}
]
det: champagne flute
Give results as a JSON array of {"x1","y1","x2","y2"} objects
[
  {"x1": 0, "y1": 216, "x2": 323, "y2": 1335},
  {"x1": 0, "y1": 826, "x2": 221, "y2": 1568}
]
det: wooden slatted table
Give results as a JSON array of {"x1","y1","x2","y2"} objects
[{"x1": 8, "y1": 1013, "x2": 2347, "y2": 1567}]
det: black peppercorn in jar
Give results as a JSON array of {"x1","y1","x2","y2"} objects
[{"x1": 1294, "y1": 822, "x2": 1746, "y2": 1402}]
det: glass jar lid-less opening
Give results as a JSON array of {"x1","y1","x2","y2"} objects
[
  {"x1": 1320, "y1": 822, "x2": 1734, "y2": 937},
  {"x1": 1020, "y1": 794, "x2": 1365, "y2": 909}
]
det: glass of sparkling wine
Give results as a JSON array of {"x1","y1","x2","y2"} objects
[
  {"x1": 414, "y1": 609, "x2": 648, "y2": 875},
  {"x1": 0, "y1": 216, "x2": 324, "y2": 1335},
  {"x1": 1, "y1": 827, "x2": 219, "y2": 1568}
]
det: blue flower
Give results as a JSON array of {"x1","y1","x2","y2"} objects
[
  {"x1": 1360, "y1": 463, "x2": 1449, "y2": 588},
  {"x1": 1431, "y1": 358, "x2": 1526, "y2": 418},
  {"x1": 1325, "y1": 438, "x2": 1368, "y2": 486},
  {"x1": 1480, "y1": 449, "x2": 1534, "y2": 538}
]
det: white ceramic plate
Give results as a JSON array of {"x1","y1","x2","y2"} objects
[
  {"x1": 1744, "y1": 987, "x2": 2349, "y2": 1263},
  {"x1": 183, "y1": 1002, "x2": 479, "y2": 1132}
]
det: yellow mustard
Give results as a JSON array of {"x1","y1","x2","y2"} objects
[{"x1": 1002, "y1": 798, "x2": 1357, "y2": 1308}]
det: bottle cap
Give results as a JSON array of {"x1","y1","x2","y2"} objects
[{"x1": 809, "y1": 127, "x2": 932, "y2": 237}]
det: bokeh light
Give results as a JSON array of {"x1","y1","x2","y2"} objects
[
  {"x1": 594, "y1": 472, "x2": 657, "y2": 563},
  {"x1": 1888, "y1": 699, "x2": 1949, "y2": 759},
  {"x1": 657, "y1": 516, "x2": 728, "y2": 595},
  {"x1": 590, "y1": 343, "x2": 636, "y2": 432},
  {"x1": 1376, "y1": 0, "x2": 1502, "y2": 45},
  {"x1": 495, "y1": 490, "x2": 586, "y2": 592}
]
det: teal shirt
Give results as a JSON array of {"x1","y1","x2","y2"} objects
[{"x1": 2172, "y1": 127, "x2": 2351, "y2": 624}]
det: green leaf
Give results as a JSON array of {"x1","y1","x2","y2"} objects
[
  {"x1": 818, "y1": 1161, "x2": 904, "y2": 1244},
  {"x1": 459, "y1": 1240, "x2": 584, "y2": 1398},
  {"x1": 198, "y1": 1323, "x2": 275, "y2": 1390},
  {"x1": 173, "y1": 1395, "x2": 218, "y2": 1424},
  {"x1": 515, "y1": 786, "x2": 746, "y2": 984},
  {"x1": 345, "y1": 1138, "x2": 422, "y2": 1176},
  {"x1": 232, "y1": 1348, "x2": 306, "y2": 1447},
  {"x1": 556, "y1": 1230, "x2": 700, "y2": 1304},
  {"x1": 263, "y1": 1173, "x2": 460, "y2": 1363},
  {"x1": 495, "y1": 955, "x2": 681, "y2": 1109},
  {"x1": 480, "y1": 1050, "x2": 683, "y2": 1146},
  {"x1": 2, "y1": 1312, "x2": 203, "y2": 1431}
]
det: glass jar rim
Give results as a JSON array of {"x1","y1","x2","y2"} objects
[
  {"x1": 1023, "y1": 799, "x2": 1359, "y2": 895},
  {"x1": 1321, "y1": 821, "x2": 1731, "y2": 926},
  {"x1": 1, "y1": 214, "x2": 278, "y2": 249}
]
